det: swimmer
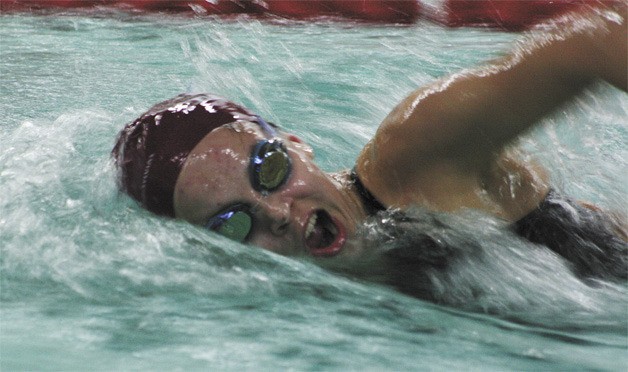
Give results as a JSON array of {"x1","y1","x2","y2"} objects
[{"x1": 112, "y1": 7, "x2": 627, "y2": 288}]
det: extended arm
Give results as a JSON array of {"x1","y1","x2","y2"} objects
[
  {"x1": 356, "y1": 7, "x2": 626, "y2": 216},
  {"x1": 379, "y1": 8, "x2": 625, "y2": 168}
]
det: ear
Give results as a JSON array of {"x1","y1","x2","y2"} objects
[
  {"x1": 285, "y1": 133, "x2": 314, "y2": 159},
  {"x1": 286, "y1": 134, "x2": 302, "y2": 143}
]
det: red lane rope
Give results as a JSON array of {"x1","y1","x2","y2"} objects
[{"x1": 0, "y1": 0, "x2": 623, "y2": 30}]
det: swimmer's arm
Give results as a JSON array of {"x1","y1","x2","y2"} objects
[{"x1": 367, "y1": 8, "x2": 626, "y2": 175}]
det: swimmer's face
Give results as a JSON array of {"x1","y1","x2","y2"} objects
[{"x1": 173, "y1": 121, "x2": 367, "y2": 257}]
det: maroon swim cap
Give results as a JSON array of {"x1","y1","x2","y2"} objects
[{"x1": 112, "y1": 93, "x2": 261, "y2": 217}]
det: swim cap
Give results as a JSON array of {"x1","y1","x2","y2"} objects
[{"x1": 112, "y1": 93, "x2": 261, "y2": 217}]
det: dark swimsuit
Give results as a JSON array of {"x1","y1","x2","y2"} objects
[
  {"x1": 513, "y1": 190, "x2": 626, "y2": 280},
  {"x1": 351, "y1": 169, "x2": 627, "y2": 280},
  {"x1": 350, "y1": 169, "x2": 387, "y2": 215}
]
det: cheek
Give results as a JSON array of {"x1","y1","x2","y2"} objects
[{"x1": 290, "y1": 149, "x2": 321, "y2": 181}]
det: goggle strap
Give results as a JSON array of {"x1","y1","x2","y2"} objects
[{"x1": 255, "y1": 115, "x2": 277, "y2": 137}]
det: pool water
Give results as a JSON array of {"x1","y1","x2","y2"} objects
[{"x1": 1, "y1": 11, "x2": 626, "y2": 371}]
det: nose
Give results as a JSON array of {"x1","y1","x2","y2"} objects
[{"x1": 255, "y1": 195, "x2": 292, "y2": 236}]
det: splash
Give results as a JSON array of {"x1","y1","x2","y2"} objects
[{"x1": 318, "y1": 207, "x2": 627, "y2": 327}]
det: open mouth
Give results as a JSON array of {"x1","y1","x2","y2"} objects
[{"x1": 304, "y1": 209, "x2": 346, "y2": 257}]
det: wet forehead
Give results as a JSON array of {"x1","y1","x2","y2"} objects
[{"x1": 173, "y1": 122, "x2": 266, "y2": 224}]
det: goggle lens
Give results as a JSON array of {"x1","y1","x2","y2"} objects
[
  {"x1": 258, "y1": 147, "x2": 290, "y2": 190},
  {"x1": 251, "y1": 139, "x2": 291, "y2": 193},
  {"x1": 206, "y1": 206, "x2": 252, "y2": 243}
]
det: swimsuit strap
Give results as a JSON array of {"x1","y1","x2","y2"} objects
[{"x1": 350, "y1": 168, "x2": 387, "y2": 215}]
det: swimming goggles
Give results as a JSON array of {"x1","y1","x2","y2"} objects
[{"x1": 204, "y1": 117, "x2": 292, "y2": 242}]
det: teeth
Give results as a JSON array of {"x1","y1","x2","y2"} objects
[
  {"x1": 305, "y1": 213, "x2": 318, "y2": 239},
  {"x1": 328, "y1": 221, "x2": 338, "y2": 236}
]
